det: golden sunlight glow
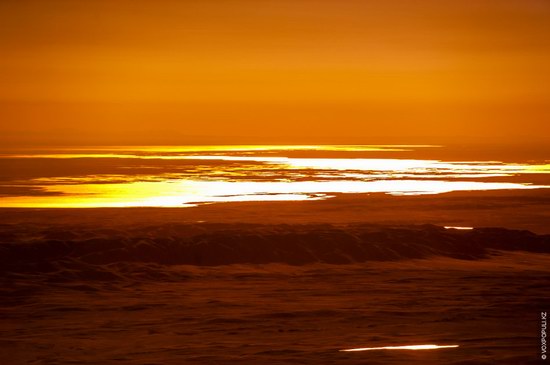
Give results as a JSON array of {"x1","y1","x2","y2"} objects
[
  {"x1": 340, "y1": 344, "x2": 459, "y2": 352},
  {"x1": 0, "y1": 145, "x2": 548, "y2": 208},
  {"x1": 444, "y1": 226, "x2": 474, "y2": 230},
  {"x1": 0, "y1": 179, "x2": 543, "y2": 208},
  {"x1": 2, "y1": 1, "x2": 550, "y2": 147}
]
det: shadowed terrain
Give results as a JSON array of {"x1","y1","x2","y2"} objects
[
  {"x1": 1, "y1": 217, "x2": 549, "y2": 364},
  {"x1": 1, "y1": 223, "x2": 550, "y2": 272}
]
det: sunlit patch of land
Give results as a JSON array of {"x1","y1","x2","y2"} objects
[{"x1": 444, "y1": 226, "x2": 474, "y2": 230}]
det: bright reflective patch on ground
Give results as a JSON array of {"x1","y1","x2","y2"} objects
[
  {"x1": 444, "y1": 226, "x2": 474, "y2": 230},
  {"x1": 340, "y1": 344, "x2": 459, "y2": 352}
]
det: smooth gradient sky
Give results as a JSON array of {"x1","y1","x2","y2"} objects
[{"x1": 1, "y1": 0, "x2": 549, "y2": 146}]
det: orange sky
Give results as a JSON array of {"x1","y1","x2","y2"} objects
[{"x1": 1, "y1": 0, "x2": 549, "y2": 146}]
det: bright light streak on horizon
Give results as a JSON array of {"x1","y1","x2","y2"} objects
[
  {"x1": 0, "y1": 144, "x2": 427, "y2": 158},
  {"x1": 340, "y1": 344, "x2": 459, "y2": 352},
  {"x1": 185, "y1": 155, "x2": 550, "y2": 175},
  {"x1": 0, "y1": 144, "x2": 437, "y2": 152}
]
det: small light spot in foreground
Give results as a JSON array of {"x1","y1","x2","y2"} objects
[{"x1": 340, "y1": 344, "x2": 459, "y2": 352}]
